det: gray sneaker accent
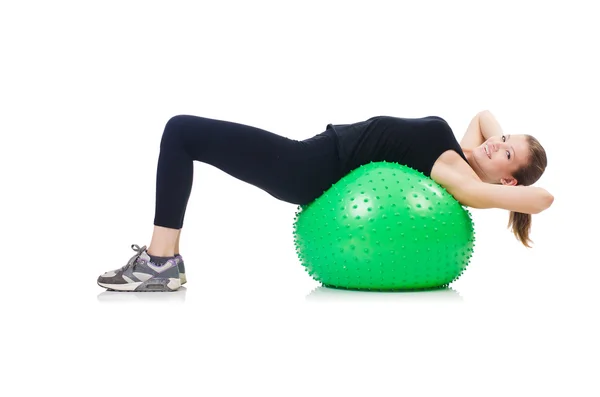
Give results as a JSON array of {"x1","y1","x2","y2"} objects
[
  {"x1": 97, "y1": 244, "x2": 181, "y2": 292},
  {"x1": 176, "y1": 256, "x2": 187, "y2": 285}
]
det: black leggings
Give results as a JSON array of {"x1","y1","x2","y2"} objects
[{"x1": 154, "y1": 115, "x2": 345, "y2": 229}]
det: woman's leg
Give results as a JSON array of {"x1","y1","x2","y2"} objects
[
  {"x1": 98, "y1": 115, "x2": 341, "y2": 291},
  {"x1": 148, "y1": 226, "x2": 179, "y2": 257},
  {"x1": 149, "y1": 114, "x2": 342, "y2": 256},
  {"x1": 174, "y1": 229, "x2": 181, "y2": 256}
]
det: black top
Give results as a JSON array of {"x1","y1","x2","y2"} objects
[{"x1": 325, "y1": 115, "x2": 468, "y2": 177}]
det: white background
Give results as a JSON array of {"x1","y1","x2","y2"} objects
[{"x1": 1, "y1": 0, "x2": 598, "y2": 395}]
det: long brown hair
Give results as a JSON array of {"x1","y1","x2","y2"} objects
[{"x1": 508, "y1": 135, "x2": 547, "y2": 247}]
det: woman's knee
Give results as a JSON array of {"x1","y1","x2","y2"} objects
[
  {"x1": 160, "y1": 115, "x2": 190, "y2": 147},
  {"x1": 165, "y1": 115, "x2": 190, "y2": 134}
]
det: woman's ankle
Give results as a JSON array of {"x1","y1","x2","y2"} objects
[{"x1": 147, "y1": 248, "x2": 175, "y2": 257}]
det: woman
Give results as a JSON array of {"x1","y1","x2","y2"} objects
[{"x1": 97, "y1": 110, "x2": 552, "y2": 292}]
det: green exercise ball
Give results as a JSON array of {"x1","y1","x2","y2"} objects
[{"x1": 293, "y1": 161, "x2": 476, "y2": 291}]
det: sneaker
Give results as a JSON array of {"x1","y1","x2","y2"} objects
[
  {"x1": 175, "y1": 255, "x2": 187, "y2": 285},
  {"x1": 97, "y1": 244, "x2": 181, "y2": 292}
]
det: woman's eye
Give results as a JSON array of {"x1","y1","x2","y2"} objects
[
  {"x1": 502, "y1": 135, "x2": 506, "y2": 142},
  {"x1": 507, "y1": 150, "x2": 511, "y2": 160}
]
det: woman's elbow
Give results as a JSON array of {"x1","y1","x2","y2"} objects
[
  {"x1": 539, "y1": 194, "x2": 554, "y2": 213},
  {"x1": 531, "y1": 193, "x2": 554, "y2": 214}
]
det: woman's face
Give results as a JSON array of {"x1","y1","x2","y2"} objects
[{"x1": 472, "y1": 134, "x2": 530, "y2": 185}]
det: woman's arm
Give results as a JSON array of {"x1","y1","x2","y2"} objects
[
  {"x1": 453, "y1": 182, "x2": 554, "y2": 214},
  {"x1": 459, "y1": 110, "x2": 504, "y2": 149},
  {"x1": 434, "y1": 166, "x2": 554, "y2": 214}
]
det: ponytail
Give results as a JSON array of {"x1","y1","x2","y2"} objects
[
  {"x1": 508, "y1": 135, "x2": 547, "y2": 248},
  {"x1": 508, "y1": 211, "x2": 533, "y2": 248}
]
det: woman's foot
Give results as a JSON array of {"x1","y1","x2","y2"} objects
[{"x1": 97, "y1": 244, "x2": 181, "y2": 292}]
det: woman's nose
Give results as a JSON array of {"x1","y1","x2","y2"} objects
[{"x1": 492, "y1": 142, "x2": 506, "y2": 152}]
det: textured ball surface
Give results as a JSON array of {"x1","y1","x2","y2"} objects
[{"x1": 293, "y1": 161, "x2": 475, "y2": 291}]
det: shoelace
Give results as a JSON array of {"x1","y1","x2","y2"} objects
[{"x1": 118, "y1": 244, "x2": 147, "y2": 272}]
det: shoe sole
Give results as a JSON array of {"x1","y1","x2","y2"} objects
[{"x1": 98, "y1": 277, "x2": 181, "y2": 292}]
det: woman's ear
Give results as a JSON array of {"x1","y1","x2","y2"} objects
[{"x1": 501, "y1": 177, "x2": 518, "y2": 186}]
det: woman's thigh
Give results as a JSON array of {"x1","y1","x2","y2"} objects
[{"x1": 169, "y1": 115, "x2": 344, "y2": 205}]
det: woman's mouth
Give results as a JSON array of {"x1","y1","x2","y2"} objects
[{"x1": 483, "y1": 143, "x2": 491, "y2": 159}]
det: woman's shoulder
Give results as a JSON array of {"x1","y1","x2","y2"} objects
[{"x1": 431, "y1": 150, "x2": 480, "y2": 188}]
